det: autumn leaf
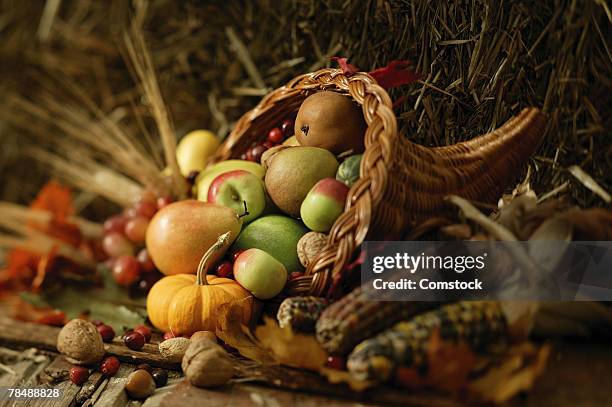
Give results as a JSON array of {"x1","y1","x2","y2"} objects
[
  {"x1": 331, "y1": 56, "x2": 359, "y2": 76},
  {"x1": 255, "y1": 317, "x2": 328, "y2": 371},
  {"x1": 369, "y1": 60, "x2": 419, "y2": 89}
]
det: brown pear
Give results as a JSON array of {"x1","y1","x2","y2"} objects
[{"x1": 295, "y1": 91, "x2": 366, "y2": 154}]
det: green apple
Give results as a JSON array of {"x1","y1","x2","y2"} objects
[
  {"x1": 196, "y1": 160, "x2": 265, "y2": 202},
  {"x1": 233, "y1": 248, "x2": 287, "y2": 299},
  {"x1": 207, "y1": 170, "x2": 266, "y2": 223},
  {"x1": 176, "y1": 130, "x2": 220, "y2": 176},
  {"x1": 231, "y1": 215, "x2": 308, "y2": 271},
  {"x1": 300, "y1": 178, "x2": 349, "y2": 232}
]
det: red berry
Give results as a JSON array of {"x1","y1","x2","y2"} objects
[
  {"x1": 100, "y1": 356, "x2": 120, "y2": 377},
  {"x1": 134, "y1": 325, "x2": 152, "y2": 342},
  {"x1": 123, "y1": 206, "x2": 139, "y2": 219},
  {"x1": 288, "y1": 271, "x2": 304, "y2": 281},
  {"x1": 124, "y1": 216, "x2": 149, "y2": 243},
  {"x1": 70, "y1": 366, "x2": 89, "y2": 385},
  {"x1": 97, "y1": 324, "x2": 115, "y2": 343},
  {"x1": 267, "y1": 127, "x2": 283, "y2": 143},
  {"x1": 249, "y1": 145, "x2": 266, "y2": 163},
  {"x1": 103, "y1": 215, "x2": 128, "y2": 234},
  {"x1": 134, "y1": 200, "x2": 157, "y2": 219},
  {"x1": 91, "y1": 319, "x2": 104, "y2": 327},
  {"x1": 103, "y1": 233, "x2": 134, "y2": 258},
  {"x1": 262, "y1": 140, "x2": 275, "y2": 149},
  {"x1": 325, "y1": 355, "x2": 346, "y2": 370},
  {"x1": 281, "y1": 119, "x2": 295, "y2": 136},
  {"x1": 124, "y1": 331, "x2": 146, "y2": 350},
  {"x1": 240, "y1": 153, "x2": 248, "y2": 160},
  {"x1": 232, "y1": 250, "x2": 245, "y2": 262},
  {"x1": 112, "y1": 256, "x2": 141, "y2": 286},
  {"x1": 215, "y1": 261, "x2": 233, "y2": 278},
  {"x1": 137, "y1": 249, "x2": 156, "y2": 273},
  {"x1": 163, "y1": 331, "x2": 180, "y2": 340},
  {"x1": 156, "y1": 196, "x2": 173, "y2": 210}
]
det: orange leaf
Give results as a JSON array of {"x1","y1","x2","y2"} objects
[{"x1": 30, "y1": 181, "x2": 74, "y2": 221}]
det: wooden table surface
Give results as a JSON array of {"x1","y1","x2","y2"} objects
[{"x1": 0, "y1": 317, "x2": 610, "y2": 406}]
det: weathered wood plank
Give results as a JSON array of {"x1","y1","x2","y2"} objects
[
  {"x1": 90, "y1": 364, "x2": 133, "y2": 407},
  {"x1": 0, "y1": 318, "x2": 179, "y2": 370}
]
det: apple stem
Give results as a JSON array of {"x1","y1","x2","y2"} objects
[
  {"x1": 238, "y1": 200, "x2": 250, "y2": 219},
  {"x1": 196, "y1": 232, "x2": 231, "y2": 286}
]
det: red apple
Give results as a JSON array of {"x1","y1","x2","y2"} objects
[
  {"x1": 233, "y1": 248, "x2": 287, "y2": 299},
  {"x1": 300, "y1": 178, "x2": 349, "y2": 232},
  {"x1": 207, "y1": 170, "x2": 266, "y2": 223}
]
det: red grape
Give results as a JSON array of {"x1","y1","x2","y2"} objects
[
  {"x1": 123, "y1": 206, "x2": 139, "y2": 219},
  {"x1": 112, "y1": 256, "x2": 141, "y2": 286},
  {"x1": 281, "y1": 119, "x2": 295, "y2": 136},
  {"x1": 156, "y1": 196, "x2": 173, "y2": 210},
  {"x1": 134, "y1": 200, "x2": 157, "y2": 219},
  {"x1": 137, "y1": 249, "x2": 156, "y2": 273},
  {"x1": 124, "y1": 217, "x2": 149, "y2": 243},
  {"x1": 232, "y1": 250, "x2": 245, "y2": 262},
  {"x1": 103, "y1": 215, "x2": 128, "y2": 234},
  {"x1": 215, "y1": 261, "x2": 233, "y2": 278},
  {"x1": 267, "y1": 127, "x2": 283, "y2": 143},
  {"x1": 249, "y1": 145, "x2": 266, "y2": 163},
  {"x1": 102, "y1": 233, "x2": 134, "y2": 258}
]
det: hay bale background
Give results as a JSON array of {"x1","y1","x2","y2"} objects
[{"x1": 0, "y1": 0, "x2": 610, "y2": 215}]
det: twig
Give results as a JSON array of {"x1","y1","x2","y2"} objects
[{"x1": 225, "y1": 27, "x2": 266, "y2": 89}]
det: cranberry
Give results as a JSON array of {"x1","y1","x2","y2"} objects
[
  {"x1": 103, "y1": 215, "x2": 128, "y2": 234},
  {"x1": 123, "y1": 206, "x2": 139, "y2": 219},
  {"x1": 134, "y1": 325, "x2": 152, "y2": 342},
  {"x1": 240, "y1": 152, "x2": 248, "y2": 160},
  {"x1": 97, "y1": 324, "x2": 115, "y2": 343},
  {"x1": 325, "y1": 355, "x2": 346, "y2": 370},
  {"x1": 288, "y1": 271, "x2": 305, "y2": 281},
  {"x1": 215, "y1": 261, "x2": 233, "y2": 278},
  {"x1": 152, "y1": 370, "x2": 168, "y2": 387},
  {"x1": 70, "y1": 366, "x2": 89, "y2": 385},
  {"x1": 91, "y1": 319, "x2": 104, "y2": 327},
  {"x1": 262, "y1": 140, "x2": 275, "y2": 149},
  {"x1": 136, "y1": 363, "x2": 153, "y2": 373},
  {"x1": 232, "y1": 250, "x2": 245, "y2": 262},
  {"x1": 251, "y1": 145, "x2": 267, "y2": 163},
  {"x1": 124, "y1": 216, "x2": 149, "y2": 243},
  {"x1": 100, "y1": 356, "x2": 120, "y2": 376},
  {"x1": 124, "y1": 331, "x2": 146, "y2": 351},
  {"x1": 267, "y1": 127, "x2": 283, "y2": 143},
  {"x1": 281, "y1": 119, "x2": 295, "y2": 136},
  {"x1": 156, "y1": 196, "x2": 173, "y2": 210},
  {"x1": 137, "y1": 249, "x2": 156, "y2": 273}
]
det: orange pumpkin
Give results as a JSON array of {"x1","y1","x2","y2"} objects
[{"x1": 146, "y1": 232, "x2": 253, "y2": 334}]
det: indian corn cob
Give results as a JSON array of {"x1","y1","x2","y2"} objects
[
  {"x1": 347, "y1": 301, "x2": 507, "y2": 382},
  {"x1": 277, "y1": 296, "x2": 329, "y2": 333},
  {"x1": 316, "y1": 286, "x2": 439, "y2": 354}
]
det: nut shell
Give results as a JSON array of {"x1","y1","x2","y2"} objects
[
  {"x1": 125, "y1": 369, "x2": 156, "y2": 399},
  {"x1": 57, "y1": 319, "x2": 105, "y2": 365},
  {"x1": 182, "y1": 338, "x2": 233, "y2": 387},
  {"x1": 297, "y1": 232, "x2": 328, "y2": 268},
  {"x1": 158, "y1": 337, "x2": 191, "y2": 363}
]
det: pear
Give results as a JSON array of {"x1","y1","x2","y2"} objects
[
  {"x1": 146, "y1": 200, "x2": 242, "y2": 275},
  {"x1": 265, "y1": 147, "x2": 338, "y2": 217}
]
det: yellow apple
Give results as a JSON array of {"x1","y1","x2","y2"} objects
[{"x1": 176, "y1": 130, "x2": 220, "y2": 176}]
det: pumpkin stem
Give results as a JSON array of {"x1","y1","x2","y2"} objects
[{"x1": 196, "y1": 232, "x2": 231, "y2": 286}]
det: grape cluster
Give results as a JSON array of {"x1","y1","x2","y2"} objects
[
  {"x1": 241, "y1": 118, "x2": 294, "y2": 163},
  {"x1": 102, "y1": 192, "x2": 172, "y2": 292}
]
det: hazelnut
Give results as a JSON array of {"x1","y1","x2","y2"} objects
[
  {"x1": 158, "y1": 337, "x2": 190, "y2": 363},
  {"x1": 125, "y1": 369, "x2": 156, "y2": 399},
  {"x1": 190, "y1": 331, "x2": 217, "y2": 343},
  {"x1": 57, "y1": 319, "x2": 105, "y2": 365},
  {"x1": 182, "y1": 339, "x2": 233, "y2": 387},
  {"x1": 297, "y1": 232, "x2": 328, "y2": 268}
]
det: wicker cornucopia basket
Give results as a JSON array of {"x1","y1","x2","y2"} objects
[{"x1": 211, "y1": 68, "x2": 546, "y2": 297}]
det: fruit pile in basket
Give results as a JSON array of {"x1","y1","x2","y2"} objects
[{"x1": 96, "y1": 91, "x2": 366, "y2": 333}]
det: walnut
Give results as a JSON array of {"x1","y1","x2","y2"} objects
[
  {"x1": 158, "y1": 337, "x2": 190, "y2": 363},
  {"x1": 56, "y1": 319, "x2": 105, "y2": 365},
  {"x1": 190, "y1": 331, "x2": 217, "y2": 343},
  {"x1": 182, "y1": 338, "x2": 233, "y2": 387},
  {"x1": 297, "y1": 232, "x2": 328, "y2": 268}
]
